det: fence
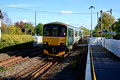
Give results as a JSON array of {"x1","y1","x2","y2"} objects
[
  {"x1": 34, "y1": 36, "x2": 42, "y2": 43},
  {"x1": 101, "y1": 38, "x2": 120, "y2": 57},
  {"x1": 91, "y1": 37, "x2": 120, "y2": 57}
]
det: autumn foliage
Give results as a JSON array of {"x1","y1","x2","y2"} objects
[{"x1": 0, "y1": 34, "x2": 34, "y2": 52}]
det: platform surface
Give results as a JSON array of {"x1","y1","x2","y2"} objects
[{"x1": 92, "y1": 45, "x2": 120, "y2": 80}]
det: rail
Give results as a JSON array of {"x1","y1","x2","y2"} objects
[{"x1": 8, "y1": 56, "x2": 48, "y2": 80}]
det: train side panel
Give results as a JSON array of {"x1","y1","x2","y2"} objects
[{"x1": 67, "y1": 28, "x2": 74, "y2": 46}]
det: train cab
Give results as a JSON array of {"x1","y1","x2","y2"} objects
[
  {"x1": 42, "y1": 22, "x2": 82, "y2": 57},
  {"x1": 43, "y1": 22, "x2": 67, "y2": 56}
]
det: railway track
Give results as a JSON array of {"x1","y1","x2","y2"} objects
[
  {"x1": 37, "y1": 53, "x2": 69, "y2": 80},
  {"x1": 0, "y1": 48, "x2": 43, "y2": 68},
  {"x1": 8, "y1": 56, "x2": 48, "y2": 80},
  {"x1": 8, "y1": 52, "x2": 69, "y2": 80}
]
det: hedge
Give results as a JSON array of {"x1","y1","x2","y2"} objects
[
  {"x1": 0, "y1": 34, "x2": 34, "y2": 52},
  {"x1": 113, "y1": 33, "x2": 120, "y2": 40}
]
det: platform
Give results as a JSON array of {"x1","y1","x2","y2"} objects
[{"x1": 92, "y1": 45, "x2": 120, "y2": 80}]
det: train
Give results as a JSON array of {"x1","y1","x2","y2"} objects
[{"x1": 42, "y1": 22, "x2": 83, "y2": 57}]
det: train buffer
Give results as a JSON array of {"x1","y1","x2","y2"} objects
[{"x1": 91, "y1": 45, "x2": 120, "y2": 80}]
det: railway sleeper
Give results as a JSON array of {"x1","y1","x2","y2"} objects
[
  {"x1": 8, "y1": 57, "x2": 48, "y2": 80},
  {"x1": 4, "y1": 57, "x2": 30, "y2": 68},
  {"x1": 0, "y1": 56, "x2": 22, "y2": 66},
  {"x1": 25, "y1": 62, "x2": 52, "y2": 80}
]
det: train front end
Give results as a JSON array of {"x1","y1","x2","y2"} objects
[{"x1": 42, "y1": 23, "x2": 67, "y2": 57}]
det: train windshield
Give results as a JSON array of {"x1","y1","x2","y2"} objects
[{"x1": 43, "y1": 24, "x2": 67, "y2": 37}]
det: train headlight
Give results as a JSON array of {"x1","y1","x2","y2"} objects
[
  {"x1": 44, "y1": 42, "x2": 48, "y2": 45},
  {"x1": 60, "y1": 43, "x2": 66, "y2": 45}
]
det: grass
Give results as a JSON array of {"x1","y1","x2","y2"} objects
[
  {"x1": 70, "y1": 47, "x2": 86, "y2": 70},
  {"x1": 70, "y1": 53, "x2": 81, "y2": 70},
  {"x1": 0, "y1": 66, "x2": 8, "y2": 72}
]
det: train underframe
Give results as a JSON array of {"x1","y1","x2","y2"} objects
[
  {"x1": 43, "y1": 44, "x2": 67, "y2": 57},
  {"x1": 43, "y1": 40, "x2": 81, "y2": 57}
]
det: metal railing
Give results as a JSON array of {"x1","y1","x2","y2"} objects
[
  {"x1": 85, "y1": 39, "x2": 92, "y2": 80},
  {"x1": 85, "y1": 38, "x2": 96, "y2": 80}
]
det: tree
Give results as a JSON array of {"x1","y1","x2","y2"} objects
[
  {"x1": 24, "y1": 22, "x2": 35, "y2": 35},
  {"x1": 81, "y1": 26, "x2": 90, "y2": 36},
  {"x1": 36, "y1": 23, "x2": 43, "y2": 36},
  {"x1": 2, "y1": 12, "x2": 11, "y2": 27},
  {"x1": 94, "y1": 12, "x2": 115, "y2": 32},
  {"x1": 112, "y1": 18, "x2": 120, "y2": 33},
  {"x1": 15, "y1": 21, "x2": 24, "y2": 28},
  {"x1": 14, "y1": 21, "x2": 35, "y2": 35},
  {"x1": 9, "y1": 25, "x2": 22, "y2": 35},
  {"x1": 15, "y1": 21, "x2": 20, "y2": 28},
  {"x1": 20, "y1": 21, "x2": 24, "y2": 28},
  {"x1": 1, "y1": 23, "x2": 8, "y2": 34}
]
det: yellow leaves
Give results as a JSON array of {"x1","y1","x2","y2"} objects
[
  {"x1": 9, "y1": 25, "x2": 22, "y2": 35},
  {"x1": 0, "y1": 34, "x2": 34, "y2": 50}
]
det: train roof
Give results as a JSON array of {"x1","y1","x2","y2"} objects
[{"x1": 44, "y1": 22, "x2": 80, "y2": 30}]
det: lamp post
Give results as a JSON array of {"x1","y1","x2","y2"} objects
[
  {"x1": 35, "y1": 11, "x2": 37, "y2": 36},
  {"x1": 107, "y1": 9, "x2": 112, "y2": 39},
  {"x1": 100, "y1": 10, "x2": 103, "y2": 33},
  {"x1": 100, "y1": 10, "x2": 103, "y2": 45},
  {"x1": 97, "y1": 12, "x2": 99, "y2": 30},
  {"x1": 89, "y1": 6, "x2": 95, "y2": 38}
]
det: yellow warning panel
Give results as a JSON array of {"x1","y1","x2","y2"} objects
[{"x1": 44, "y1": 49, "x2": 65, "y2": 57}]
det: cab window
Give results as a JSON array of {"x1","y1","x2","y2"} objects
[
  {"x1": 43, "y1": 26, "x2": 50, "y2": 36},
  {"x1": 60, "y1": 27, "x2": 66, "y2": 37},
  {"x1": 52, "y1": 27, "x2": 58, "y2": 36}
]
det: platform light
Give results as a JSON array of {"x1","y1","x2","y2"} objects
[{"x1": 89, "y1": 6, "x2": 95, "y2": 37}]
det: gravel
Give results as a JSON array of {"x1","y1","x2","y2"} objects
[
  {"x1": 0, "y1": 44, "x2": 87, "y2": 80},
  {"x1": 0, "y1": 54, "x2": 44, "y2": 79},
  {"x1": 0, "y1": 53, "x2": 11, "y2": 61},
  {"x1": 41, "y1": 48, "x2": 83, "y2": 80}
]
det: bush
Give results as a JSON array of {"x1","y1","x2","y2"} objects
[
  {"x1": 113, "y1": 33, "x2": 120, "y2": 40},
  {"x1": 102, "y1": 33, "x2": 110, "y2": 38},
  {"x1": 93, "y1": 33, "x2": 99, "y2": 37},
  {"x1": 0, "y1": 66, "x2": 8, "y2": 72},
  {"x1": 9, "y1": 25, "x2": 23, "y2": 35},
  {"x1": 93, "y1": 33, "x2": 111, "y2": 38},
  {"x1": 0, "y1": 34, "x2": 34, "y2": 52}
]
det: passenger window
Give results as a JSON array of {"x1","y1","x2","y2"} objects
[
  {"x1": 75, "y1": 31, "x2": 77, "y2": 36},
  {"x1": 71, "y1": 31, "x2": 73, "y2": 37},
  {"x1": 69, "y1": 30, "x2": 71, "y2": 37},
  {"x1": 79, "y1": 31, "x2": 81, "y2": 35},
  {"x1": 69, "y1": 30, "x2": 72, "y2": 37}
]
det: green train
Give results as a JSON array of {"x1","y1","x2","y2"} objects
[{"x1": 42, "y1": 22, "x2": 83, "y2": 57}]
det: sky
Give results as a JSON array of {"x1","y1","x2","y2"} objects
[{"x1": 0, "y1": 0, "x2": 120, "y2": 30}]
